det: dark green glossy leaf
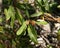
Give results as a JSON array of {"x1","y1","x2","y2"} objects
[{"x1": 28, "y1": 24, "x2": 38, "y2": 43}]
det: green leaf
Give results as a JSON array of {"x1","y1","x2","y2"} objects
[
  {"x1": 28, "y1": 24, "x2": 38, "y2": 43},
  {"x1": 50, "y1": 2, "x2": 57, "y2": 7},
  {"x1": 4, "y1": 6, "x2": 15, "y2": 28},
  {"x1": 36, "y1": 20, "x2": 48, "y2": 25},
  {"x1": 44, "y1": 0, "x2": 50, "y2": 11},
  {"x1": 0, "y1": 17, "x2": 2, "y2": 23},
  {"x1": 8, "y1": 6, "x2": 15, "y2": 28},
  {"x1": 37, "y1": 0, "x2": 43, "y2": 6},
  {"x1": 4, "y1": 9, "x2": 11, "y2": 20},
  {"x1": 25, "y1": 9, "x2": 30, "y2": 18},
  {"x1": 45, "y1": 3, "x2": 50, "y2": 11},
  {"x1": 57, "y1": 5, "x2": 60, "y2": 8},
  {"x1": 16, "y1": 8, "x2": 24, "y2": 25},
  {"x1": 16, "y1": 3, "x2": 26, "y2": 10},
  {"x1": 16, "y1": 21, "x2": 27, "y2": 35},
  {"x1": 0, "y1": 26, "x2": 4, "y2": 33},
  {"x1": 57, "y1": 29, "x2": 60, "y2": 40},
  {"x1": 12, "y1": 40, "x2": 16, "y2": 47},
  {"x1": 47, "y1": 45, "x2": 52, "y2": 48},
  {"x1": 57, "y1": 29, "x2": 60, "y2": 36},
  {"x1": 0, "y1": 43, "x2": 4, "y2": 48},
  {"x1": 43, "y1": 0, "x2": 47, "y2": 3},
  {"x1": 10, "y1": 14, "x2": 15, "y2": 28},
  {"x1": 31, "y1": 12, "x2": 43, "y2": 17}
]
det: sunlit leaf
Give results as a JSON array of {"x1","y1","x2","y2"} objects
[
  {"x1": 0, "y1": 17, "x2": 2, "y2": 23},
  {"x1": 44, "y1": 0, "x2": 50, "y2": 11},
  {"x1": 57, "y1": 5, "x2": 60, "y2": 8},
  {"x1": 0, "y1": 43, "x2": 4, "y2": 48},
  {"x1": 0, "y1": 26, "x2": 3, "y2": 33},
  {"x1": 31, "y1": 12, "x2": 43, "y2": 17},
  {"x1": 50, "y1": 2, "x2": 56, "y2": 6},
  {"x1": 16, "y1": 8, "x2": 24, "y2": 25},
  {"x1": 8, "y1": 6, "x2": 15, "y2": 28},
  {"x1": 12, "y1": 40, "x2": 16, "y2": 47},
  {"x1": 4, "y1": 9, "x2": 11, "y2": 20},
  {"x1": 16, "y1": 21, "x2": 27, "y2": 35},
  {"x1": 57, "y1": 29, "x2": 60, "y2": 40},
  {"x1": 10, "y1": 14, "x2": 15, "y2": 28},
  {"x1": 37, "y1": 0, "x2": 43, "y2": 6},
  {"x1": 28, "y1": 24, "x2": 38, "y2": 43},
  {"x1": 58, "y1": 29, "x2": 60, "y2": 35},
  {"x1": 25, "y1": 9, "x2": 30, "y2": 18},
  {"x1": 47, "y1": 45, "x2": 52, "y2": 48},
  {"x1": 36, "y1": 20, "x2": 48, "y2": 25},
  {"x1": 4, "y1": 6, "x2": 15, "y2": 28}
]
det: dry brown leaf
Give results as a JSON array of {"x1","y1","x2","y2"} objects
[{"x1": 44, "y1": 13, "x2": 60, "y2": 22}]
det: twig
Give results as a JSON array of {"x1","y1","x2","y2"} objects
[{"x1": 41, "y1": 35, "x2": 50, "y2": 45}]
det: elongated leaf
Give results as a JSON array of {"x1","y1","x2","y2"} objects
[
  {"x1": 4, "y1": 6, "x2": 15, "y2": 28},
  {"x1": 16, "y1": 21, "x2": 27, "y2": 35},
  {"x1": 43, "y1": 0, "x2": 50, "y2": 11},
  {"x1": 36, "y1": 20, "x2": 48, "y2": 25},
  {"x1": 16, "y1": 8, "x2": 24, "y2": 25},
  {"x1": 45, "y1": 4, "x2": 50, "y2": 11},
  {"x1": 43, "y1": 0, "x2": 47, "y2": 3},
  {"x1": 25, "y1": 9, "x2": 30, "y2": 18},
  {"x1": 57, "y1": 5, "x2": 60, "y2": 8},
  {"x1": 8, "y1": 6, "x2": 15, "y2": 28},
  {"x1": 10, "y1": 14, "x2": 15, "y2": 28},
  {"x1": 4, "y1": 9, "x2": 11, "y2": 20},
  {"x1": 57, "y1": 29, "x2": 60, "y2": 40},
  {"x1": 28, "y1": 24, "x2": 38, "y2": 43},
  {"x1": 16, "y1": 3, "x2": 26, "y2": 10},
  {"x1": 37, "y1": 0, "x2": 43, "y2": 6},
  {"x1": 0, "y1": 17, "x2": 2, "y2": 22},
  {"x1": 0, "y1": 43, "x2": 4, "y2": 48},
  {"x1": 58, "y1": 29, "x2": 60, "y2": 35},
  {"x1": 0, "y1": 26, "x2": 4, "y2": 33},
  {"x1": 31, "y1": 12, "x2": 43, "y2": 17}
]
